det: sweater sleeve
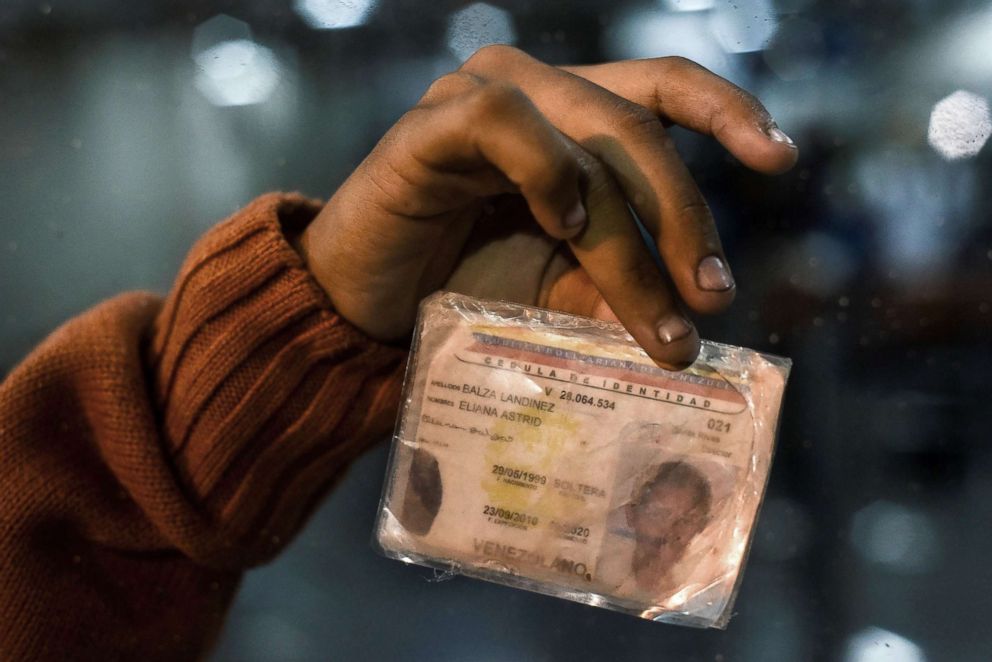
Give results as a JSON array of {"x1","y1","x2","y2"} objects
[{"x1": 0, "y1": 193, "x2": 408, "y2": 660}]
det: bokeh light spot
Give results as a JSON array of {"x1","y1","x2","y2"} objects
[
  {"x1": 294, "y1": 0, "x2": 377, "y2": 30},
  {"x1": 606, "y1": 8, "x2": 736, "y2": 80},
  {"x1": 927, "y1": 90, "x2": 992, "y2": 160},
  {"x1": 850, "y1": 500, "x2": 939, "y2": 574},
  {"x1": 845, "y1": 626, "x2": 926, "y2": 662},
  {"x1": 191, "y1": 15, "x2": 283, "y2": 107},
  {"x1": 193, "y1": 39, "x2": 282, "y2": 107},
  {"x1": 192, "y1": 14, "x2": 251, "y2": 55},
  {"x1": 710, "y1": 0, "x2": 778, "y2": 53},
  {"x1": 446, "y1": 3, "x2": 517, "y2": 62},
  {"x1": 663, "y1": 0, "x2": 715, "y2": 10}
]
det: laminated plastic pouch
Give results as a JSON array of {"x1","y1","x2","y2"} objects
[{"x1": 374, "y1": 292, "x2": 791, "y2": 628}]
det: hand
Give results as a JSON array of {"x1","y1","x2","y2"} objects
[{"x1": 297, "y1": 46, "x2": 797, "y2": 369}]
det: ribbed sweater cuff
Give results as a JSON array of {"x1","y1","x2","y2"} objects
[{"x1": 148, "y1": 193, "x2": 407, "y2": 568}]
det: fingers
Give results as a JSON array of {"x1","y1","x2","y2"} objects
[
  {"x1": 399, "y1": 77, "x2": 587, "y2": 241},
  {"x1": 562, "y1": 56, "x2": 798, "y2": 175},
  {"x1": 562, "y1": 142, "x2": 700, "y2": 369},
  {"x1": 461, "y1": 46, "x2": 736, "y2": 316},
  {"x1": 406, "y1": 48, "x2": 799, "y2": 368},
  {"x1": 414, "y1": 72, "x2": 702, "y2": 367},
  {"x1": 413, "y1": 77, "x2": 700, "y2": 366}
]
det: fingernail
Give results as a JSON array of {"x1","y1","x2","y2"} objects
[
  {"x1": 765, "y1": 123, "x2": 796, "y2": 147},
  {"x1": 696, "y1": 255, "x2": 735, "y2": 292},
  {"x1": 563, "y1": 200, "x2": 587, "y2": 231},
  {"x1": 657, "y1": 316, "x2": 692, "y2": 345}
]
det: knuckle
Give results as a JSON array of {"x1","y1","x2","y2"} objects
[
  {"x1": 711, "y1": 87, "x2": 769, "y2": 135},
  {"x1": 466, "y1": 81, "x2": 529, "y2": 119},
  {"x1": 462, "y1": 44, "x2": 523, "y2": 72},
  {"x1": 708, "y1": 105, "x2": 732, "y2": 138},
  {"x1": 735, "y1": 87, "x2": 770, "y2": 122},
  {"x1": 420, "y1": 71, "x2": 483, "y2": 106},
  {"x1": 619, "y1": 255, "x2": 663, "y2": 292},
  {"x1": 731, "y1": 85, "x2": 764, "y2": 112},
  {"x1": 620, "y1": 101, "x2": 658, "y2": 128},
  {"x1": 677, "y1": 198, "x2": 713, "y2": 221},
  {"x1": 612, "y1": 100, "x2": 665, "y2": 139},
  {"x1": 676, "y1": 199, "x2": 722, "y2": 249},
  {"x1": 658, "y1": 55, "x2": 701, "y2": 73},
  {"x1": 661, "y1": 55, "x2": 692, "y2": 68},
  {"x1": 657, "y1": 55, "x2": 709, "y2": 76}
]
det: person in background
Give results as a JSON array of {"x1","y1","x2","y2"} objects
[{"x1": 0, "y1": 46, "x2": 797, "y2": 659}]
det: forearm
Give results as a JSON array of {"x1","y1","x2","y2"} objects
[
  {"x1": 146, "y1": 192, "x2": 407, "y2": 567},
  {"x1": 0, "y1": 193, "x2": 406, "y2": 660}
]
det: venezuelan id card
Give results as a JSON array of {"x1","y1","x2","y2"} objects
[{"x1": 375, "y1": 292, "x2": 791, "y2": 628}]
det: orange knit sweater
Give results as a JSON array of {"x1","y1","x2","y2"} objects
[{"x1": 0, "y1": 193, "x2": 407, "y2": 660}]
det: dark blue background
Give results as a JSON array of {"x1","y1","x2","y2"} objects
[{"x1": 2, "y1": 1, "x2": 990, "y2": 659}]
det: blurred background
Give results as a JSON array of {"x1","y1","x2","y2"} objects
[{"x1": 2, "y1": 0, "x2": 991, "y2": 660}]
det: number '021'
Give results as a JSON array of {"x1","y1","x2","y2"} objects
[{"x1": 707, "y1": 418, "x2": 731, "y2": 433}]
